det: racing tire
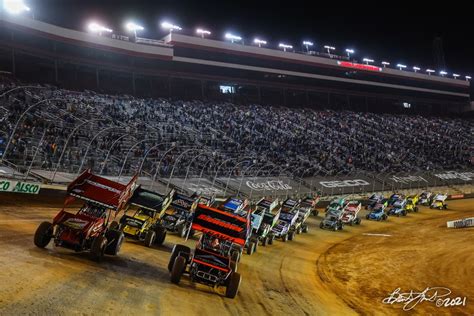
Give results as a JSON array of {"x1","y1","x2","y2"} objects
[
  {"x1": 253, "y1": 240, "x2": 258, "y2": 253},
  {"x1": 262, "y1": 237, "x2": 268, "y2": 246},
  {"x1": 109, "y1": 221, "x2": 120, "y2": 230},
  {"x1": 444, "y1": 205, "x2": 448, "y2": 210},
  {"x1": 155, "y1": 226, "x2": 167, "y2": 245},
  {"x1": 302, "y1": 225, "x2": 309, "y2": 233},
  {"x1": 402, "y1": 211, "x2": 407, "y2": 216},
  {"x1": 178, "y1": 225, "x2": 187, "y2": 239},
  {"x1": 312, "y1": 210, "x2": 319, "y2": 216},
  {"x1": 168, "y1": 244, "x2": 191, "y2": 272},
  {"x1": 225, "y1": 272, "x2": 241, "y2": 299},
  {"x1": 34, "y1": 222, "x2": 53, "y2": 248},
  {"x1": 296, "y1": 226, "x2": 302, "y2": 234},
  {"x1": 105, "y1": 229, "x2": 124, "y2": 255},
  {"x1": 170, "y1": 256, "x2": 186, "y2": 284},
  {"x1": 414, "y1": 207, "x2": 419, "y2": 212},
  {"x1": 91, "y1": 235, "x2": 107, "y2": 262},
  {"x1": 356, "y1": 218, "x2": 362, "y2": 225},
  {"x1": 382, "y1": 214, "x2": 388, "y2": 221},
  {"x1": 231, "y1": 250, "x2": 241, "y2": 263},
  {"x1": 366, "y1": 215, "x2": 370, "y2": 220},
  {"x1": 144, "y1": 230, "x2": 156, "y2": 248},
  {"x1": 288, "y1": 231, "x2": 295, "y2": 241},
  {"x1": 282, "y1": 234, "x2": 288, "y2": 242},
  {"x1": 268, "y1": 235, "x2": 274, "y2": 245},
  {"x1": 320, "y1": 222, "x2": 324, "y2": 229},
  {"x1": 246, "y1": 242, "x2": 255, "y2": 255},
  {"x1": 333, "y1": 225, "x2": 338, "y2": 231}
]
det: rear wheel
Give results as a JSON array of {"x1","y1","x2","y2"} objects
[
  {"x1": 268, "y1": 234, "x2": 274, "y2": 245},
  {"x1": 91, "y1": 236, "x2": 107, "y2": 262},
  {"x1": 366, "y1": 214, "x2": 370, "y2": 220},
  {"x1": 105, "y1": 229, "x2": 124, "y2": 255},
  {"x1": 303, "y1": 225, "x2": 309, "y2": 233},
  {"x1": 225, "y1": 272, "x2": 241, "y2": 299},
  {"x1": 288, "y1": 231, "x2": 295, "y2": 241},
  {"x1": 262, "y1": 236, "x2": 268, "y2": 246},
  {"x1": 282, "y1": 234, "x2": 288, "y2": 242},
  {"x1": 170, "y1": 256, "x2": 186, "y2": 284},
  {"x1": 168, "y1": 244, "x2": 191, "y2": 272},
  {"x1": 34, "y1": 222, "x2": 53, "y2": 248},
  {"x1": 231, "y1": 249, "x2": 241, "y2": 263},
  {"x1": 246, "y1": 242, "x2": 255, "y2": 255},
  {"x1": 296, "y1": 226, "x2": 302, "y2": 234},
  {"x1": 155, "y1": 226, "x2": 167, "y2": 245},
  {"x1": 144, "y1": 230, "x2": 156, "y2": 248}
]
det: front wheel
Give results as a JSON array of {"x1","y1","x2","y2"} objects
[
  {"x1": 105, "y1": 229, "x2": 124, "y2": 255},
  {"x1": 144, "y1": 230, "x2": 156, "y2": 248},
  {"x1": 246, "y1": 242, "x2": 255, "y2": 255},
  {"x1": 225, "y1": 272, "x2": 241, "y2": 299},
  {"x1": 91, "y1": 235, "x2": 107, "y2": 262},
  {"x1": 282, "y1": 234, "x2": 288, "y2": 242},
  {"x1": 170, "y1": 256, "x2": 186, "y2": 284},
  {"x1": 155, "y1": 226, "x2": 167, "y2": 245},
  {"x1": 288, "y1": 231, "x2": 295, "y2": 241},
  {"x1": 34, "y1": 222, "x2": 53, "y2": 248}
]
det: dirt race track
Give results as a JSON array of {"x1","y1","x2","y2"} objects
[{"x1": 0, "y1": 195, "x2": 472, "y2": 315}]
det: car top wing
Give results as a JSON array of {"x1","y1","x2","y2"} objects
[
  {"x1": 170, "y1": 192, "x2": 196, "y2": 212},
  {"x1": 192, "y1": 204, "x2": 249, "y2": 246},
  {"x1": 67, "y1": 170, "x2": 137, "y2": 211},
  {"x1": 129, "y1": 186, "x2": 166, "y2": 212}
]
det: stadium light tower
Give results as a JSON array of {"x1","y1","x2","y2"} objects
[
  {"x1": 397, "y1": 64, "x2": 407, "y2": 70},
  {"x1": 439, "y1": 70, "x2": 448, "y2": 77},
  {"x1": 225, "y1": 33, "x2": 242, "y2": 43},
  {"x1": 126, "y1": 22, "x2": 144, "y2": 38},
  {"x1": 426, "y1": 69, "x2": 435, "y2": 75},
  {"x1": 413, "y1": 66, "x2": 420, "y2": 73},
  {"x1": 88, "y1": 22, "x2": 113, "y2": 36},
  {"x1": 345, "y1": 49, "x2": 354, "y2": 59},
  {"x1": 3, "y1": 0, "x2": 30, "y2": 14},
  {"x1": 254, "y1": 38, "x2": 267, "y2": 47},
  {"x1": 466, "y1": 75, "x2": 471, "y2": 82},
  {"x1": 303, "y1": 41, "x2": 314, "y2": 52},
  {"x1": 452, "y1": 73, "x2": 460, "y2": 79},
  {"x1": 381, "y1": 61, "x2": 390, "y2": 68},
  {"x1": 161, "y1": 21, "x2": 182, "y2": 33},
  {"x1": 279, "y1": 43, "x2": 293, "y2": 52},
  {"x1": 196, "y1": 28, "x2": 211, "y2": 38},
  {"x1": 324, "y1": 45, "x2": 335, "y2": 57},
  {"x1": 363, "y1": 58, "x2": 374, "y2": 65}
]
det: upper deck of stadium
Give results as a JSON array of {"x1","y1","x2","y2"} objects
[{"x1": 0, "y1": 14, "x2": 471, "y2": 113}]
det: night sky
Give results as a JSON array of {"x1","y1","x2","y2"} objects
[{"x1": 26, "y1": 0, "x2": 474, "y2": 77}]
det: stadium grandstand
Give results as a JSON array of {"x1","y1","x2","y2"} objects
[{"x1": 0, "y1": 11, "x2": 473, "y2": 195}]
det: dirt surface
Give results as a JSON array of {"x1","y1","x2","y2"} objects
[{"x1": 0, "y1": 195, "x2": 472, "y2": 315}]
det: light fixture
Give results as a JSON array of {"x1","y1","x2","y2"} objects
[
  {"x1": 225, "y1": 33, "x2": 242, "y2": 43},
  {"x1": 161, "y1": 21, "x2": 182, "y2": 32},
  {"x1": 125, "y1": 22, "x2": 144, "y2": 38},
  {"x1": 3, "y1": 0, "x2": 30, "y2": 14},
  {"x1": 413, "y1": 66, "x2": 420, "y2": 73},
  {"x1": 278, "y1": 43, "x2": 293, "y2": 52},
  {"x1": 88, "y1": 22, "x2": 113, "y2": 35},
  {"x1": 381, "y1": 61, "x2": 390, "y2": 67},
  {"x1": 363, "y1": 58, "x2": 374, "y2": 65},
  {"x1": 397, "y1": 64, "x2": 407, "y2": 70},
  {"x1": 196, "y1": 28, "x2": 211, "y2": 38},
  {"x1": 254, "y1": 38, "x2": 267, "y2": 47}
]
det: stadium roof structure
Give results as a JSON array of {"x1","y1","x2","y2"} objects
[{"x1": 0, "y1": 14, "x2": 471, "y2": 113}]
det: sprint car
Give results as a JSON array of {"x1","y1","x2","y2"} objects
[
  {"x1": 160, "y1": 192, "x2": 196, "y2": 238},
  {"x1": 366, "y1": 194, "x2": 383, "y2": 210},
  {"x1": 320, "y1": 209, "x2": 344, "y2": 231},
  {"x1": 252, "y1": 198, "x2": 280, "y2": 246},
  {"x1": 430, "y1": 194, "x2": 448, "y2": 210},
  {"x1": 271, "y1": 199, "x2": 300, "y2": 241},
  {"x1": 326, "y1": 197, "x2": 346, "y2": 212},
  {"x1": 116, "y1": 187, "x2": 172, "y2": 247},
  {"x1": 300, "y1": 196, "x2": 320, "y2": 216},
  {"x1": 168, "y1": 204, "x2": 247, "y2": 299},
  {"x1": 388, "y1": 199, "x2": 407, "y2": 217},
  {"x1": 366, "y1": 203, "x2": 388, "y2": 221},
  {"x1": 388, "y1": 193, "x2": 403, "y2": 206},
  {"x1": 341, "y1": 201, "x2": 362, "y2": 225},
  {"x1": 34, "y1": 170, "x2": 136, "y2": 261},
  {"x1": 294, "y1": 201, "x2": 311, "y2": 234},
  {"x1": 419, "y1": 191, "x2": 433, "y2": 206},
  {"x1": 217, "y1": 197, "x2": 257, "y2": 255},
  {"x1": 405, "y1": 196, "x2": 419, "y2": 213}
]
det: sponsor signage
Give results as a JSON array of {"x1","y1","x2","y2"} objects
[
  {"x1": 337, "y1": 61, "x2": 382, "y2": 72},
  {"x1": 433, "y1": 171, "x2": 474, "y2": 182},
  {"x1": 447, "y1": 217, "x2": 474, "y2": 229},
  {"x1": 389, "y1": 175, "x2": 428, "y2": 184},
  {"x1": 319, "y1": 179, "x2": 370, "y2": 188},
  {"x1": 246, "y1": 180, "x2": 292, "y2": 191},
  {"x1": 0, "y1": 179, "x2": 41, "y2": 194}
]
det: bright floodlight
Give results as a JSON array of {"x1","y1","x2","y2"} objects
[
  {"x1": 126, "y1": 22, "x2": 144, "y2": 38},
  {"x1": 3, "y1": 0, "x2": 30, "y2": 14},
  {"x1": 413, "y1": 66, "x2": 420, "y2": 72},
  {"x1": 363, "y1": 58, "x2": 374, "y2": 65},
  {"x1": 466, "y1": 75, "x2": 471, "y2": 81},
  {"x1": 426, "y1": 69, "x2": 435, "y2": 75},
  {"x1": 254, "y1": 38, "x2": 267, "y2": 47},
  {"x1": 381, "y1": 61, "x2": 390, "y2": 67},
  {"x1": 196, "y1": 28, "x2": 211, "y2": 38},
  {"x1": 225, "y1": 33, "x2": 242, "y2": 43},
  {"x1": 345, "y1": 49, "x2": 354, "y2": 58},
  {"x1": 397, "y1": 64, "x2": 407, "y2": 70},
  {"x1": 452, "y1": 73, "x2": 460, "y2": 79},
  {"x1": 303, "y1": 41, "x2": 314, "y2": 46},
  {"x1": 279, "y1": 43, "x2": 293, "y2": 52},
  {"x1": 88, "y1": 22, "x2": 113, "y2": 34},
  {"x1": 439, "y1": 70, "x2": 448, "y2": 76},
  {"x1": 161, "y1": 21, "x2": 182, "y2": 32}
]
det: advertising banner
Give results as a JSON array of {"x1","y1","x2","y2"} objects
[{"x1": 0, "y1": 179, "x2": 41, "y2": 194}]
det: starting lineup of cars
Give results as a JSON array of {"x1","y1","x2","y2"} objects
[{"x1": 32, "y1": 170, "x2": 450, "y2": 299}]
